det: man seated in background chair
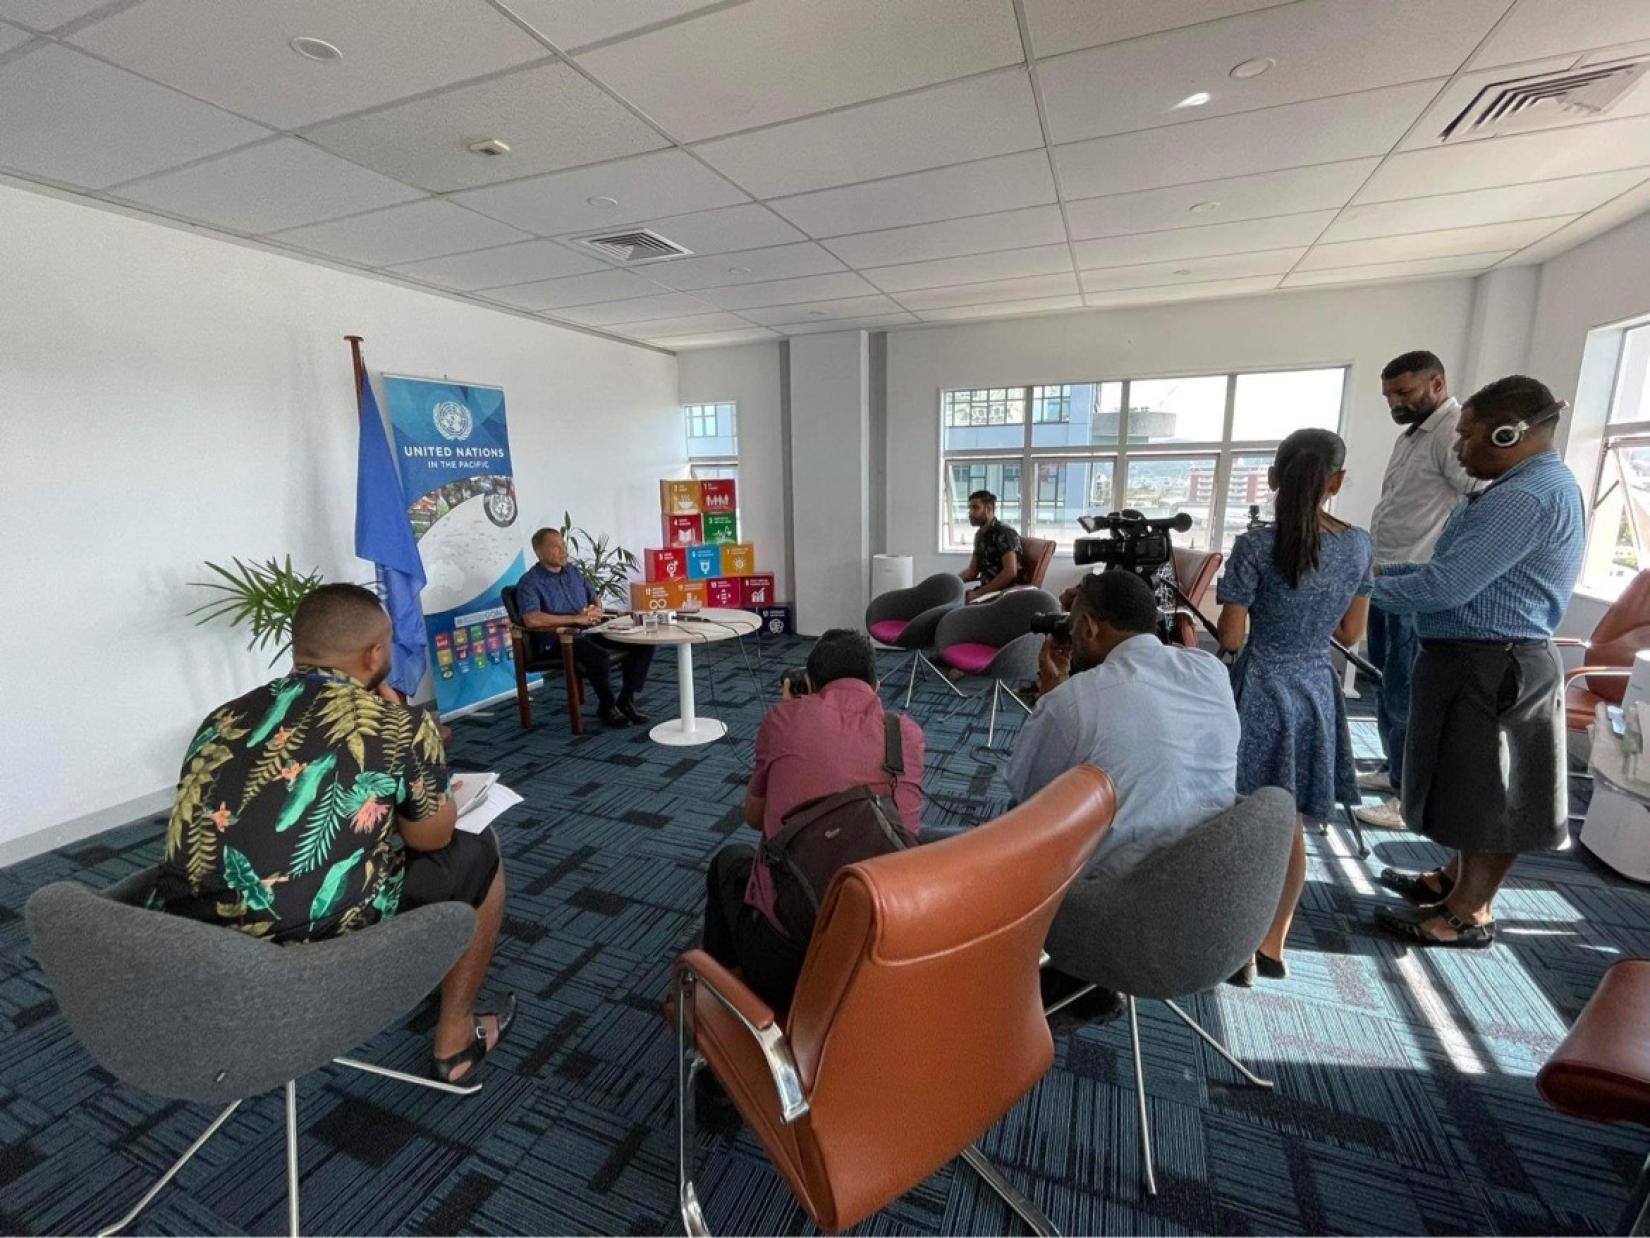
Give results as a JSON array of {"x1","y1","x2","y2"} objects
[
  {"x1": 517, "y1": 526, "x2": 652, "y2": 728},
  {"x1": 702, "y1": 629, "x2": 926, "y2": 1009},
  {"x1": 1007, "y1": 570, "x2": 1241, "y2": 1014},
  {"x1": 960, "y1": 489, "x2": 1021, "y2": 603},
  {"x1": 151, "y1": 584, "x2": 512, "y2": 1084}
]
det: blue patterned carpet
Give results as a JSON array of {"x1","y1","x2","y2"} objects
[{"x1": 1, "y1": 634, "x2": 1646, "y2": 1235}]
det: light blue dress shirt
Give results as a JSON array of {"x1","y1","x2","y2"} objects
[
  {"x1": 1006, "y1": 634, "x2": 1240, "y2": 881},
  {"x1": 1371, "y1": 451, "x2": 1584, "y2": 642}
]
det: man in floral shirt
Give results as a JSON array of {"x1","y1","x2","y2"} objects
[{"x1": 153, "y1": 584, "x2": 513, "y2": 1083}]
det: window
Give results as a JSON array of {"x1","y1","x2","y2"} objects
[
  {"x1": 938, "y1": 368, "x2": 1346, "y2": 553},
  {"x1": 1585, "y1": 324, "x2": 1650, "y2": 594},
  {"x1": 684, "y1": 401, "x2": 738, "y2": 488}
]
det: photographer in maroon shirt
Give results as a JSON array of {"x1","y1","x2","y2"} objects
[{"x1": 701, "y1": 629, "x2": 925, "y2": 1009}]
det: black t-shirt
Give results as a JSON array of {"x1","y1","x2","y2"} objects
[{"x1": 973, "y1": 520, "x2": 1022, "y2": 582}]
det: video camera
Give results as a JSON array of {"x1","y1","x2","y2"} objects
[{"x1": 1073, "y1": 509, "x2": 1193, "y2": 575}]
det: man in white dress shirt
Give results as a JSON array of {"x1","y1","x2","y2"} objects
[{"x1": 1355, "y1": 351, "x2": 1476, "y2": 830}]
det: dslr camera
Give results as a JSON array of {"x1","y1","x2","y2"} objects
[{"x1": 780, "y1": 667, "x2": 810, "y2": 696}]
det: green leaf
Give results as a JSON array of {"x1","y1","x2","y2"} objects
[
  {"x1": 310, "y1": 849, "x2": 365, "y2": 922},
  {"x1": 222, "y1": 845, "x2": 276, "y2": 914},
  {"x1": 291, "y1": 778, "x2": 347, "y2": 876},
  {"x1": 248, "y1": 679, "x2": 306, "y2": 746},
  {"x1": 273, "y1": 750, "x2": 337, "y2": 833}
]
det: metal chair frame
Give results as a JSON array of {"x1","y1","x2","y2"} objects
[
  {"x1": 674, "y1": 965, "x2": 1057, "y2": 1236},
  {"x1": 97, "y1": 1055, "x2": 479, "y2": 1238}
]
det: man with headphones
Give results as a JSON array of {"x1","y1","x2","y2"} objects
[{"x1": 1366, "y1": 375, "x2": 1585, "y2": 949}]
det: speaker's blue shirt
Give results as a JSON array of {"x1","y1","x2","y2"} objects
[
  {"x1": 516, "y1": 561, "x2": 595, "y2": 617},
  {"x1": 1371, "y1": 451, "x2": 1584, "y2": 641}
]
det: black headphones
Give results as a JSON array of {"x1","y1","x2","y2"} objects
[{"x1": 1490, "y1": 399, "x2": 1568, "y2": 448}]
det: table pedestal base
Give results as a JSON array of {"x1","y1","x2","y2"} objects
[{"x1": 649, "y1": 717, "x2": 728, "y2": 747}]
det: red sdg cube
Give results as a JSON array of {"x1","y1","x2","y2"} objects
[
  {"x1": 705, "y1": 577, "x2": 742, "y2": 608},
  {"x1": 741, "y1": 573, "x2": 775, "y2": 608},
  {"x1": 699, "y1": 479, "x2": 737, "y2": 513},
  {"x1": 662, "y1": 514, "x2": 702, "y2": 548},
  {"x1": 644, "y1": 547, "x2": 687, "y2": 582}
]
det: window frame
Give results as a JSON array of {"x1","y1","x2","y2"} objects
[
  {"x1": 935, "y1": 365, "x2": 1351, "y2": 554},
  {"x1": 683, "y1": 400, "x2": 739, "y2": 468},
  {"x1": 1583, "y1": 323, "x2": 1650, "y2": 596}
]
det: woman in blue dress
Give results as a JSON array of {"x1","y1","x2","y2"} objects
[{"x1": 1217, "y1": 428, "x2": 1372, "y2": 980}]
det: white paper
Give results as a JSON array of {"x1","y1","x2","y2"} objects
[
  {"x1": 451, "y1": 771, "x2": 499, "y2": 817},
  {"x1": 456, "y1": 782, "x2": 523, "y2": 834}
]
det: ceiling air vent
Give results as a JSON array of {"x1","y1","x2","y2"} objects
[
  {"x1": 573, "y1": 228, "x2": 694, "y2": 265},
  {"x1": 1440, "y1": 58, "x2": 1649, "y2": 142}
]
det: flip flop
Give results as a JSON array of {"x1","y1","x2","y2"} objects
[
  {"x1": 1378, "y1": 866, "x2": 1455, "y2": 902},
  {"x1": 434, "y1": 993, "x2": 517, "y2": 1084},
  {"x1": 1374, "y1": 905, "x2": 1495, "y2": 948}
]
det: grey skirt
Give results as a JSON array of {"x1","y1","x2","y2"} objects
[{"x1": 1401, "y1": 640, "x2": 1567, "y2": 853}]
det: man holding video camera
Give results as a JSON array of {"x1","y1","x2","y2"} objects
[{"x1": 701, "y1": 629, "x2": 925, "y2": 1008}]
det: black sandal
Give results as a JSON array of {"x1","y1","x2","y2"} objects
[
  {"x1": 1374, "y1": 905, "x2": 1495, "y2": 948},
  {"x1": 434, "y1": 993, "x2": 517, "y2": 1084},
  {"x1": 1378, "y1": 866, "x2": 1455, "y2": 902}
]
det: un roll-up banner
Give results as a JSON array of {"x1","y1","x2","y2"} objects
[{"x1": 383, "y1": 375, "x2": 527, "y2": 714}]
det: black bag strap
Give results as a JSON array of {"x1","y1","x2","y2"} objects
[{"x1": 882, "y1": 711, "x2": 903, "y2": 780}]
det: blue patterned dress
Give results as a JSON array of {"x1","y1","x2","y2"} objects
[{"x1": 1217, "y1": 523, "x2": 1374, "y2": 820}]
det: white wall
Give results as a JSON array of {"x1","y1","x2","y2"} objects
[
  {"x1": 884, "y1": 280, "x2": 1478, "y2": 595},
  {"x1": 790, "y1": 331, "x2": 872, "y2": 634},
  {"x1": 0, "y1": 184, "x2": 679, "y2": 855},
  {"x1": 676, "y1": 341, "x2": 789, "y2": 603}
]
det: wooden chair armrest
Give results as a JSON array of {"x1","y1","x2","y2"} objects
[
  {"x1": 1552, "y1": 637, "x2": 1588, "y2": 648},
  {"x1": 1566, "y1": 665, "x2": 1633, "y2": 683},
  {"x1": 674, "y1": 949, "x2": 808, "y2": 1122}
]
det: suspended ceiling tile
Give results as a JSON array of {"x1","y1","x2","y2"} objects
[
  {"x1": 896, "y1": 272, "x2": 1080, "y2": 311},
  {"x1": 1323, "y1": 170, "x2": 1650, "y2": 242},
  {"x1": 822, "y1": 205, "x2": 1067, "y2": 269},
  {"x1": 451, "y1": 148, "x2": 748, "y2": 236},
  {"x1": 68, "y1": 0, "x2": 551, "y2": 129},
  {"x1": 1079, "y1": 247, "x2": 1302, "y2": 292},
  {"x1": 1071, "y1": 211, "x2": 1334, "y2": 269},
  {"x1": 643, "y1": 327, "x2": 782, "y2": 349},
  {"x1": 493, "y1": 0, "x2": 725, "y2": 52},
  {"x1": 386, "y1": 238, "x2": 605, "y2": 290},
  {"x1": 692, "y1": 68, "x2": 1043, "y2": 199},
  {"x1": 302, "y1": 61, "x2": 669, "y2": 193},
  {"x1": 0, "y1": 0, "x2": 115, "y2": 33},
  {"x1": 271, "y1": 199, "x2": 532, "y2": 267},
  {"x1": 478, "y1": 268, "x2": 668, "y2": 311},
  {"x1": 1064, "y1": 160, "x2": 1378, "y2": 240},
  {"x1": 616, "y1": 202, "x2": 805, "y2": 254},
  {"x1": 1038, "y1": 0, "x2": 1506, "y2": 145},
  {"x1": 695, "y1": 271, "x2": 881, "y2": 309},
  {"x1": 767, "y1": 150, "x2": 1057, "y2": 238},
  {"x1": 643, "y1": 241, "x2": 845, "y2": 290},
  {"x1": 1282, "y1": 251, "x2": 1512, "y2": 287},
  {"x1": 916, "y1": 295, "x2": 1085, "y2": 321},
  {"x1": 740, "y1": 294, "x2": 909, "y2": 326},
  {"x1": 1471, "y1": 0, "x2": 1650, "y2": 68},
  {"x1": 864, "y1": 243, "x2": 1074, "y2": 294},
  {"x1": 608, "y1": 310, "x2": 754, "y2": 336},
  {"x1": 554, "y1": 292, "x2": 721, "y2": 325},
  {"x1": 779, "y1": 313, "x2": 919, "y2": 333},
  {"x1": 0, "y1": 19, "x2": 33, "y2": 51},
  {"x1": 112, "y1": 136, "x2": 422, "y2": 234},
  {"x1": 1081, "y1": 274, "x2": 1282, "y2": 309},
  {"x1": 1295, "y1": 217, "x2": 1575, "y2": 269},
  {"x1": 574, "y1": 0, "x2": 1022, "y2": 142},
  {"x1": 0, "y1": 43, "x2": 269, "y2": 190},
  {"x1": 1021, "y1": 0, "x2": 1294, "y2": 58},
  {"x1": 1053, "y1": 79, "x2": 1441, "y2": 200}
]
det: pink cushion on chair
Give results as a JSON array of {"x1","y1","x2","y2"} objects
[
  {"x1": 940, "y1": 642, "x2": 998, "y2": 674},
  {"x1": 868, "y1": 619, "x2": 909, "y2": 644}
]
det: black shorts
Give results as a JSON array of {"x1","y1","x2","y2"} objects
[{"x1": 402, "y1": 827, "x2": 501, "y2": 911}]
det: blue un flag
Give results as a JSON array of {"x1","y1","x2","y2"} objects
[{"x1": 354, "y1": 372, "x2": 428, "y2": 698}]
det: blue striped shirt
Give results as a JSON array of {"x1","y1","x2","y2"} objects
[
  {"x1": 516, "y1": 562, "x2": 595, "y2": 617},
  {"x1": 1371, "y1": 451, "x2": 1584, "y2": 641}
]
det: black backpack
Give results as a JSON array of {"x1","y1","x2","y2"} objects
[{"x1": 757, "y1": 712, "x2": 915, "y2": 941}]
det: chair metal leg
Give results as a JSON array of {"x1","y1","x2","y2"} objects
[
  {"x1": 1340, "y1": 801, "x2": 1369, "y2": 859},
  {"x1": 332, "y1": 1055, "x2": 484, "y2": 1096},
  {"x1": 1042, "y1": 981, "x2": 1099, "y2": 1019},
  {"x1": 916, "y1": 652, "x2": 967, "y2": 701},
  {"x1": 1002, "y1": 684, "x2": 1034, "y2": 716},
  {"x1": 987, "y1": 680, "x2": 1002, "y2": 748},
  {"x1": 285, "y1": 1081, "x2": 300, "y2": 1238},
  {"x1": 96, "y1": 1099, "x2": 242, "y2": 1237},
  {"x1": 904, "y1": 650, "x2": 920, "y2": 708},
  {"x1": 960, "y1": 1144, "x2": 1059, "y2": 1236},
  {"x1": 1621, "y1": 1149, "x2": 1650, "y2": 1236},
  {"x1": 676, "y1": 972, "x2": 710, "y2": 1238},
  {"x1": 1127, "y1": 996, "x2": 1157, "y2": 1198},
  {"x1": 1160, "y1": 998, "x2": 1276, "y2": 1089}
]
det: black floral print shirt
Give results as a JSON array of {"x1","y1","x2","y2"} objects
[
  {"x1": 152, "y1": 668, "x2": 450, "y2": 943},
  {"x1": 972, "y1": 520, "x2": 1023, "y2": 584}
]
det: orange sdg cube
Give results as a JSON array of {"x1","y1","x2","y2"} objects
[
  {"x1": 630, "y1": 581, "x2": 675, "y2": 612},
  {"x1": 660, "y1": 479, "x2": 702, "y2": 515},
  {"x1": 718, "y1": 542, "x2": 755, "y2": 576}
]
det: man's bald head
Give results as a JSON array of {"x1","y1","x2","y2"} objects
[{"x1": 291, "y1": 583, "x2": 392, "y2": 674}]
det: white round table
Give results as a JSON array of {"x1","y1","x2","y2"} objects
[{"x1": 596, "y1": 607, "x2": 761, "y2": 746}]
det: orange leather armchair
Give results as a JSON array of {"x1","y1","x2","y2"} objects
[
  {"x1": 1558, "y1": 569, "x2": 1650, "y2": 735},
  {"x1": 669, "y1": 766, "x2": 1117, "y2": 1235},
  {"x1": 1169, "y1": 547, "x2": 1223, "y2": 648},
  {"x1": 1015, "y1": 536, "x2": 1056, "y2": 591}
]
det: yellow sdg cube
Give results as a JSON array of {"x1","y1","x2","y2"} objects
[
  {"x1": 659, "y1": 479, "x2": 702, "y2": 515},
  {"x1": 719, "y1": 542, "x2": 756, "y2": 576}
]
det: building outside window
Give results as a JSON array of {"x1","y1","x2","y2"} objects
[
  {"x1": 938, "y1": 368, "x2": 1347, "y2": 554},
  {"x1": 684, "y1": 401, "x2": 738, "y2": 488},
  {"x1": 1583, "y1": 323, "x2": 1650, "y2": 596}
]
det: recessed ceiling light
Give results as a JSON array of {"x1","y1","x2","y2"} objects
[
  {"x1": 807, "y1": 309, "x2": 830, "y2": 318},
  {"x1": 467, "y1": 138, "x2": 511, "y2": 157},
  {"x1": 585, "y1": 195, "x2": 618, "y2": 208},
  {"x1": 1189, "y1": 201, "x2": 1221, "y2": 214},
  {"x1": 728, "y1": 265, "x2": 752, "y2": 275},
  {"x1": 290, "y1": 36, "x2": 342, "y2": 62},
  {"x1": 1173, "y1": 268, "x2": 1194, "y2": 276},
  {"x1": 1173, "y1": 91, "x2": 1212, "y2": 109},
  {"x1": 1230, "y1": 56, "x2": 1276, "y2": 79}
]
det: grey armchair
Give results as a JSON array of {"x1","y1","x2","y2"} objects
[
  {"x1": 932, "y1": 587, "x2": 1060, "y2": 746},
  {"x1": 864, "y1": 572, "x2": 967, "y2": 706},
  {"x1": 1042, "y1": 786, "x2": 1297, "y2": 1195},
  {"x1": 26, "y1": 867, "x2": 479, "y2": 1237}
]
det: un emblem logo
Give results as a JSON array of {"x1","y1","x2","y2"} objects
[{"x1": 432, "y1": 400, "x2": 473, "y2": 442}]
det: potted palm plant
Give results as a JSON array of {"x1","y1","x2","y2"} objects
[
  {"x1": 557, "y1": 512, "x2": 640, "y2": 606},
  {"x1": 189, "y1": 555, "x2": 327, "y2": 665}
]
